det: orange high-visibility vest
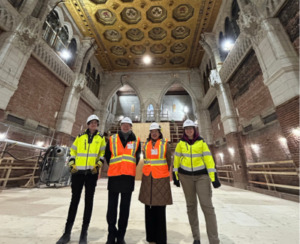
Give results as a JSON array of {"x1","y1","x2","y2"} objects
[
  {"x1": 143, "y1": 138, "x2": 169, "y2": 179},
  {"x1": 107, "y1": 134, "x2": 140, "y2": 177}
]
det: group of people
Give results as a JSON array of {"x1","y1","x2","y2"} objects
[{"x1": 56, "y1": 114, "x2": 221, "y2": 244}]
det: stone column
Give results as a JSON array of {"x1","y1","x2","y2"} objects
[
  {"x1": 56, "y1": 74, "x2": 86, "y2": 134},
  {"x1": 56, "y1": 39, "x2": 95, "y2": 134},
  {"x1": 200, "y1": 32, "x2": 222, "y2": 71},
  {"x1": 155, "y1": 109, "x2": 161, "y2": 122},
  {"x1": 196, "y1": 108, "x2": 213, "y2": 144},
  {"x1": 210, "y1": 70, "x2": 238, "y2": 135},
  {"x1": 140, "y1": 109, "x2": 147, "y2": 123},
  {"x1": 97, "y1": 108, "x2": 109, "y2": 134}
]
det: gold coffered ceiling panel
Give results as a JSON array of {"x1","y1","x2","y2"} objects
[{"x1": 66, "y1": 0, "x2": 222, "y2": 71}]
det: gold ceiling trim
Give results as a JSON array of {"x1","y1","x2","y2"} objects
[{"x1": 65, "y1": 0, "x2": 222, "y2": 71}]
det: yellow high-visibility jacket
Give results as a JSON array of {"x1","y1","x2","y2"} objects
[
  {"x1": 69, "y1": 130, "x2": 106, "y2": 170},
  {"x1": 173, "y1": 137, "x2": 216, "y2": 182}
]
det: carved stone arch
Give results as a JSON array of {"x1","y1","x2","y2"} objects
[
  {"x1": 62, "y1": 22, "x2": 73, "y2": 42},
  {"x1": 157, "y1": 77, "x2": 199, "y2": 113},
  {"x1": 103, "y1": 78, "x2": 143, "y2": 113},
  {"x1": 72, "y1": 34, "x2": 81, "y2": 51},
  {"x1": 144, "y1": 98, "x2": 159, "y2": 112},
  {"x1": 53, "y1": 6, "x2": 65, "y2": 27}
]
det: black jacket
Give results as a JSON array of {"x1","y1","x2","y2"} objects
[{"x1": 104, "y1": 131, "x2": 141, "y2": 192}]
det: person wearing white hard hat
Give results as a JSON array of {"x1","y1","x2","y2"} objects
[
  {"x1": 138, "y1": 122, "x2": 172, "y2": 244},
  {"x1": 56, "y1": 114, "x2": 106, "y2": 244},
  {"x1": 173, "y1": 119, "x2": 221, "y2": 244},
  {"x1": 104, "y1": 117, "x2": 141, "y2": 244}
]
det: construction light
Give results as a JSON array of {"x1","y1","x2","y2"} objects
[
  {"x1": 251, "y1": 144, "x2": 259, "y2": 153},
  {"x1": 0, "y1": 133, "x2": 6, "y2": 140},
  {"x1": 143, "y1": 55, "x2": 152, "y2": 65},
  {"x1": 222, "y1": 39, "x2": 234, "y2": 52},
  {"x1": 228, "y1": 147, "x2": 235, "y2": 155},
  {"x1": 36, "y1": 141, "x2": 44, "y2": 147},
  {"x1": 279, "y1": 137, "x2": 287, "y2": 144},
  {"x1": 218, "y1": 153, "x2": 224, "y2": 162},
  {"x1": 60, "y1": 49, "x2": 71, "y2": 60},
  {"x1": 292, "y1": 128, "x2": 300, "y2": 137}
]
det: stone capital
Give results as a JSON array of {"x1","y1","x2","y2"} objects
[
  {"x1": 13, "y1": 16, "x2": 42, "y2": 54},
  {"x1": 209, "y1": 69, "x2": 222, "y2": 88},
  {"x1": 237, "y1": 3, "x2": 265, "y2": 45}
]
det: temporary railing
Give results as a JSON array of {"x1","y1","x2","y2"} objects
[
  {"x1": 216, "y1": 164, "x2": 234, "y2": 183},
  {"x1": 0, "y1": 140, "x2": 47, "y2": 189},
  {"x1": 247, "y1": 160, "x2": 299, "y2": 191}
]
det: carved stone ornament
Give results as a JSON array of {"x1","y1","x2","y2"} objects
[
  {"x1": 95, "y1": 9, "x2": 117, "y2": 25},
  {"x1": 115, "y1": 58, "x2": 130, "y2": 66},
  {"x1": 237, "y1": 4, "x2": 265, "y2": 44},
  {"x1": 130, "y1": 45, "x2": 146, "y2": 55},
  {"x1": 74, "y1": 74, "x2": 87, "y2": 91},
  {"x1": 104, "y1": 29, "x2": 122, "y2": 42},
  {"x1": 209, "y1": 69, "x2": 221, "y2": 88},
  {"x1": 111, "y1": 46, "x2": 127, "y2": 56},
  {"x1": 14, "y1": 16, "x2": 42, "y2": 54}
]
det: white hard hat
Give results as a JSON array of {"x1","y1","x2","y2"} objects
[
  {"x1": 183, "y1": 119, "x2": 196, "y2": 128},
  {"x1": 87, "y1": 114, "x2": 100, "y2": 124},
  {"x1": 149, "y1": 122, "x2": 161, "y2": 131},
  {"x1": 121, "y1": 117, "x2": 132, "y2": 125}
]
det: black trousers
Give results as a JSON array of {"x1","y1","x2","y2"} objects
[
  {"x1": 145, "y1": 205, "x2": 167, "y2": 244},
  {"x1": 106, "y1": 191, "x2": 132, "y2": 242},
  {"x1": 65, "y1": 173, "x2": 98, "y2": 231}
]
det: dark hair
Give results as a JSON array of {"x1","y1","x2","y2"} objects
[
  {"x1": 87, "y1": 120, "x2": 99, "y2": 126},
  {"x1": 147, "y1": 130, "x2": 163, "y2": 141}
]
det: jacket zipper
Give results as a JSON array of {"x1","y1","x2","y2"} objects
[
  {"x1": 86, "y1": 137, "x2": 91, "y2": 173},
  {"x1": 150, "y1": 143, "x2": 154, "y2": 208},
  {"x1": 188, "y1": 142, "x2": 194, "y2": 173}
]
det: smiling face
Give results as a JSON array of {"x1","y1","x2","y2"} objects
[
  {"x1": 150, "y1": 129, "x2": 160, "y2": 140},
  {"x1": 121, "y1": 123, "x2": 132, "y2": 133},
  {"x1": 184, "y1": 126, "x2": 195, "y2": 139}
]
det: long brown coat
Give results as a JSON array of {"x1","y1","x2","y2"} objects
[{"x1": 138, "y1": 141, "x2": 173, "y2": 206}]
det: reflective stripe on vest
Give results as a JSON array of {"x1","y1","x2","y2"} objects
[
  {"x1": 143, "y1": 138, "x2": 169, "y2": 179},
  {"x1": 107, "y1": 134, "x2": 140, "y2": 177}
]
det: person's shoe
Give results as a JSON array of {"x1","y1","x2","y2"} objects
[
  {"x1": 56, "y1": 233, "x2": 71, "y2": 244},
  {"x1": 193, "y1": 240, "x2": 201, "y2": 244},
  {"x1": 106, "y1": 241, "x2": 116, "y2": 244},
  {"x1": 116, "y1": 240, "x2": 126, "y2": 244},
  {"x1": 106, "y1": 238, "x2": 116, "y2": 244},
  {"x1": 79, "y1": 231, "x2": 87, "y2": 244}
]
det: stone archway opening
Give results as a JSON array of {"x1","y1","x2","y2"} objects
[
  {"x1": 161, "y1": 83, "x2": 195, "y2": 122},
  {"x1": 110, "y1": 84, "x2": 141, "y2": 124}
]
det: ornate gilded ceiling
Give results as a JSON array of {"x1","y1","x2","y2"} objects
[{"x1": 66, "y1": 0, "x2": 222, "y2": 71}]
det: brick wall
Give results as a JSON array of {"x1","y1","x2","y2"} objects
[
  {"x1": 71, "y1": 98, "x2": 94, "y2": 137},
  {"x1": 6, "y1": 56, "x2": 66, "y2": 128},
  {"x1": 276, "y1": 97, "x2": 299, "y2": 167},
  {"x1": 278, "y1": 0, "x2": 300, "y2": 54},
  {"x1": 229, "y1": 50, "x2": 274, "y2": 124},
  {"x1": 242, "y1": 122, "x2": 291, "y2": 162}
]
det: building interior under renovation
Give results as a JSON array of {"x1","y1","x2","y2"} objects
[{"x1": 0, "y1": 0, "x2": 299, "y2": 243}]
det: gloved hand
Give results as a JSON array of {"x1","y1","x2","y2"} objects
[
  {"x1": 172, "y1": 171, "x2": 180, "y2": 187},
  {"x1": 91, "y1": 161, "x2": 103, "y2": 174},
  {"x1": 68, "y1": 160, "x2": 78, "y2": 174},
  {"x1": 212, "y1": 172, "x2": 221, "y2": 188}
]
